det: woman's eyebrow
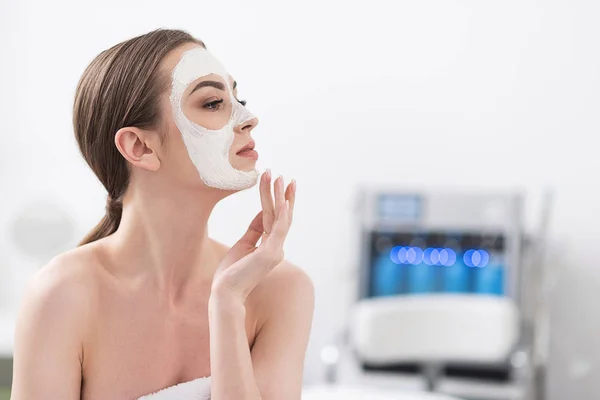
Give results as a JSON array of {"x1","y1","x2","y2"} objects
[
  {"x1": 189, "y1": 80, "x2": 225, "y2": 95},
  {"x1": 233, "y1": 81, "x2": 237, "y2": 90}
]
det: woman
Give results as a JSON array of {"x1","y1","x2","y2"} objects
[{"x1": 10, "y1": 29, "x2": 314, "y2": 400}]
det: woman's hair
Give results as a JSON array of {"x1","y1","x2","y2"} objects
[{"x1": 74, "y1": 29, "x2": 204, "y2": 246}]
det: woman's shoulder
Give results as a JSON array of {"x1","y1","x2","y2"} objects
[
  {"x1": 257, "y1": 260, "x2": 313, "y2": 294},
  {"x1": 35, "y1": 244, "x2": 101, "y2": 289},
  {"x1": 208, "y1": 238, "x2": 314, "y2": 303},
  {"x1": 248, "y1": 258, "x2": 315, "y2": 324},
  {"x1": 20, "y1": 245, "x2": 101, "y2": 327},
  {"x1": 12, "y1": 246, "x2": 104, "y2": 391}
]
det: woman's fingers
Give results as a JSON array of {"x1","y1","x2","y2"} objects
[
  {"x1": 264, "y1": 201, "x2": 291, "y2": 253},
  {"x1": 285, "y1": 179, "x2": 296, "y2": 224},
  {"x1": 236, "y1": 211, "x2": 264, "y2": 247},
  {"x1": 259, "y1": 170, "x2": 275, "y2": 233},
  {"x1": 258, "y1": 172, "x2": 295, "y2": 254},
  {"x1": 274, "y1": 175, "x2": 285, "y2": 217}
]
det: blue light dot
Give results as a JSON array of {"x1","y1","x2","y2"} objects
[
  {"x1": 410, "y1": 247, "x2": 424, "y2": 265},
  {"x1": 472, "y1": 250, "x2": 482, "y2": 267},
  {"x1": 478, "y1": 250, "x2": 490, "y2": 268},
  {"x1": 446, "y1": 249, "x2": 457, "y2": 266},
  {"x1": 439, "y1": 249, "x2": 449, "y2": 266},
  {"x1": 423, "y1": 247, "x2": 434, "y2": 265},
  {"x1": 389, "y1": 246, "x2": 402, "y2": 264},
  {"x1": 406, "y1": 247, "x2": 416, "y2": 264},
  {"x1": 430, "y1": 248, "x2": 440, "y2": 265},
  {"x1": 397, "y1": 247, "x2": 408, "y2": 264},
  {"x1": 464, "y1": 249, "x2": 475, "y2": 267}
]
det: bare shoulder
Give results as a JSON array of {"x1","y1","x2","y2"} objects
[
  {"x1": 249, "y1": 260, "x2": 315, "y2": 323},
  {"x1": 18, "y1": 246, "x2": 100, "y2": 335},
  {"x1": 29, "y1": 246, "x2": 98, "y2": 299},
  {"x1": 208, "y1": 238, "x2": 314, "y2": 316},
  {"x1": 12, "y1": 246, "x2": 102, "y2": 397},
  {"x1": 260, "y1": 261, "x2": 314, "y2": 297}
]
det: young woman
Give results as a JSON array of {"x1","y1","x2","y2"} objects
[{"x1": 10, "y1": 29, "x2": 314, "y2": 400}]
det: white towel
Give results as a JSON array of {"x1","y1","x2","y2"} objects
[{"x1": 137, "y1": 377, "x2": 211, "y2": 400}]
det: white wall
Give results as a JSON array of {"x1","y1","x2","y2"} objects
[{"x1": 1, "y1": 0, "x2": 599, "y2": 397}]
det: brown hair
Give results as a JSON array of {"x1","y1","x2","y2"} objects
[{"x1": 74, "y1": 29, "x2": 204, "y2": 245}]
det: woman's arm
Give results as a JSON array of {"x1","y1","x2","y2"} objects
[
  {"x1": 249, "y1": 263, "x2": 314, "y2": 398},
  {"x1": 11, "y1": 260, "x2": 87, "y2": 400},
  {"x1": 208, "y1": 291, "x2": 262, "y2": 399},
  {"x1": 209, "y1": 263, "x2": 314, "y2": 400},
  {"x1": 209, "y1": 174, "x2": 313, "y2": 399}
]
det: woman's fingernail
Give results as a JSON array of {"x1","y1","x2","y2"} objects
[
  {"x1": 291, "y1": 179, "x2": 297, "y2": 193},
  {"x1": 265, "y1": 169, "x2": 271, "y2": 181}
]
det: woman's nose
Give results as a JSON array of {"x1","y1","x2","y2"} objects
[{"x1": 236, "y1": 117, "x2": 259, "y2": 134}]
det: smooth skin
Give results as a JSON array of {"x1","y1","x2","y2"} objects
[{"x1": 10, "y1": 42, "x2": 314, "y2": 400}]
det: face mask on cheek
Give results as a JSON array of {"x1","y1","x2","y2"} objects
[{"x1": 170, "y1": 47, "x2": 259, "y2": 190}]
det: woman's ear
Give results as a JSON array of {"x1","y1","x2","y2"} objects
[{"x1": 114, "y1": 127, "x2": 161, "y2": 171}]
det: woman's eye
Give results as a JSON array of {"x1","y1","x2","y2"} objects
[
  {"x1": 204, "y1": 99, "x2": 224, "y2": 110},
  {"x1": 238, "y1": 99, "x2": 247, "y2": 107}
]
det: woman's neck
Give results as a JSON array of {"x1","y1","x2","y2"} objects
[{"x1": 103, "y1": 186, "x2": 224, "y2": 297}]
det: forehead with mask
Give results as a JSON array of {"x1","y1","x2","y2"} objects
[{"x1": 170, "y1": 47, "x2": 259, "y2": 190}]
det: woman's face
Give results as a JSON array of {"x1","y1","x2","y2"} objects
[
  {"x1": 157, "y1": 43, "x2": 259, "y2": 190},
  {"x1": 182, "y1": 72, "x2": 258, "y2": 170}
]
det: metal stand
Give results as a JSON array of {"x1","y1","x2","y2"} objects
[{"x1": 423, "y1": 363, "x2": 443, "y2": 392}]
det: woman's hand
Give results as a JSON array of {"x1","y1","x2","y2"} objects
[{"x1": 211, "y1": 170, "x2": 296, "y2": 304}]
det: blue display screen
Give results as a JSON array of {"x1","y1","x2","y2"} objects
[{"x1": 368, "y1": 232, "x2": 507, "y2": 297}]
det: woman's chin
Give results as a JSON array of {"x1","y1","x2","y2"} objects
[{"x1": 231, "y1": 161, "x2": 258, "y2": 173}]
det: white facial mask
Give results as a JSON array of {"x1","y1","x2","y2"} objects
[{"x1": 170, "y1": 47, "x2": 259, "y2": 190}]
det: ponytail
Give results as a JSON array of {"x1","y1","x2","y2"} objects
[{"x1": 79, "y1": 196, "x2": 123, "y2": 246}]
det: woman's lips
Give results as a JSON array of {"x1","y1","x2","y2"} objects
[{"x1": 236, "y1": 149, "x2": 259, "y2": 160}]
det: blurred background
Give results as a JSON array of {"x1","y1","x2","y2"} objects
[{"x1": 1, "y1": 0, "x2": 598, "y2": 399}]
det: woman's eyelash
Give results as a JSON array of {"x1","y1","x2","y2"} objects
[
  {"x1": 204, "y1": 99, "x2": 224, "y2": 110},
  {"x1": 203, "y1": 99, "x2": 247, "y2": 110}
]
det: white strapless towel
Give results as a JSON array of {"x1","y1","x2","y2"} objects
[{"x1": 137, "y1": 376, "x2": 211, "y2": 400}]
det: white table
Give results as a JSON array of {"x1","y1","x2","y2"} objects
[{"x1": 302, "y1": 385, "x2": 462, "y2": 400}]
